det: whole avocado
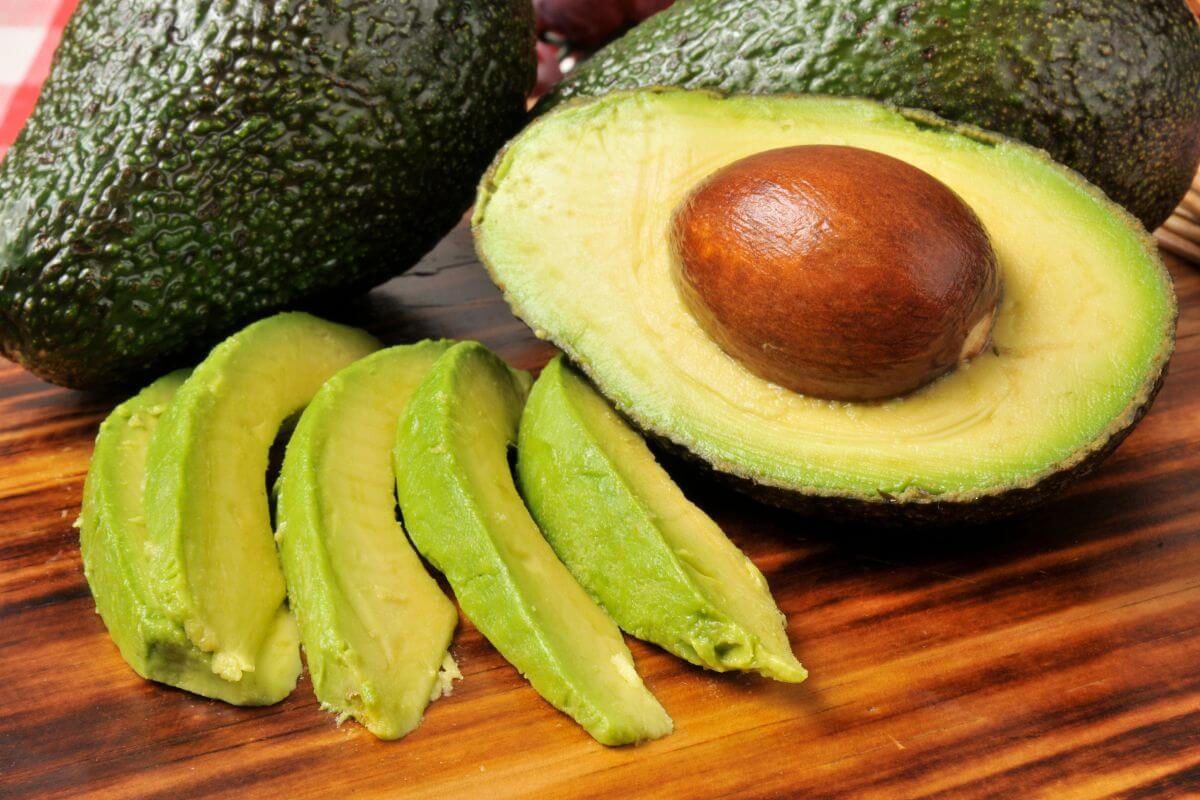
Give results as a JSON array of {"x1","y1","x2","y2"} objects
[
  {"x1": 544, "y1": 0, "x2": 1200, "y2": 231},
  {"x1": 0, "y1": 0, "x2": 534, "y2": 389}
]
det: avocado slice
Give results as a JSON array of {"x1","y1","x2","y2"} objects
[
  {"x1": 145, "y1": 313, "x2": 379, "y2": 697},
  {"x1": 518, "y1": 356, "x2": 806, "y2": 682},
  {"x1": 544, "y1": 0, "x2": 1200, "y2": 230},
  {"x1": 0, "y1": 0, "x2": 534, "y2": 390},
  {"x1": 81, "y1": 370, "x2": 300, "y2": 704},
  {"x1": 475, "y1": 90, "x2": 1176, "y2": 524},
  {"x1": 275, "y1": 342, "x2": 459, "y2": 739},
  {"x1": 394, "y1": 342, "x2": 673, "y2": 746}
]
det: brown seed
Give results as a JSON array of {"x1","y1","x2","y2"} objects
[{"x1": 669, "y1": 145, "x2": 1001, "y2": 402}]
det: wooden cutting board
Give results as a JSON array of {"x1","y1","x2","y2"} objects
[{"x1": 1, "y1": 223, "x2": 1198, "y2": 799}]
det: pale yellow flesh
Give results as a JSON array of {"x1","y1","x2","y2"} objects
[
  {"x1": 299, "y1": 349, "x2": 458, "y2": 682},
  {"x1": 475, "y1": 91, "x2": 1174, "y2": 498}
]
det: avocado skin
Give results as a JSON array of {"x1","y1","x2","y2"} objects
[
  {"x1": 544, "y1": 0, "x2": 1200, "y2": 231},
  {"x1": 0, "y1": 0, "x2": 534, "y2": 390},
  {"x1": 476, "y1": 90, "x2": 1177, "y2": 526}
]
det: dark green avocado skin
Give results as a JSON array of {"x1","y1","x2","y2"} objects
[
  {"x1": 544, "y1": 0, "x2": 1200, "y2": 232},
  {"x1": 0, "y1": 0, "x2": 533, "y2": 389}
]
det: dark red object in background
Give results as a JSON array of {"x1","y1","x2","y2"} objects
[
  {"x1": 535, "y1": 0, "x2": 673, "y2": 49},
  {"x1": 625, "y1": 0, "x2": 675, "y2": 21},
  {"x1": 533, "y1": 0, "x2": 674, "y2": 96},
  {"x1": 535, "y1": 41, "x2": 565, "y2": 97},
  {"x1": 535, "y1": 0, "x2": 627, "y2": 48}
]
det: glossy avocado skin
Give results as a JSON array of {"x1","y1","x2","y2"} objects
[
  {"x1": 544, "y1": 0, "x2": 1200, "y2": 231},
  {"x1": 0, "y1": 0, "x2": 534, "y2": 389}
]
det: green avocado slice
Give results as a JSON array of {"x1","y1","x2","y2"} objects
[
  {"x1": 80, "y1": 370, "x2": 301, "y2": 704},
  {"x1": 145, "y1": 312, "x2": 379, "y2": 697},
  {"x1": 394, "y1": 342, "x2": 673, "y2": 746},
  {"x1": 518, "y1": 356, "x2": 806, "y2": 683},
  {"x1": 275, "y1": 342, "x2": 460, "y2": 740},
  {"x1": 474, "y1": 89, "x2": 1176, "y2": 523}
]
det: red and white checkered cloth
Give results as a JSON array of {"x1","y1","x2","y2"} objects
[{"x1": 0, "y1": 0, "x2": 78, "y2": 158}]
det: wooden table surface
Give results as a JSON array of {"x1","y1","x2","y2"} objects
[{"x1": 1, "y1": 223, "x2": 1198, "y2": 799}]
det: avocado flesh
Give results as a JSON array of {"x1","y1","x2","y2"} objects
[
  {"x1": 518, "y1": 356, "x2": 805, "y2": 682},
  {"x1": 146, "y1": 313, "x2": 379, "y2": 692},
  {"x1": 275, "y1": 342, "x2": 459, "y2": 740},
  {"x1": 80, "y1": 371, "x2": 301, "y2": 704},
  {"x1": 394, "y1": 342, "x2": 673, "y2": 746},
  {"x1": 544, "y1": 0, "x2": 1200, "y2": 230},
  {"x1": 475, "y1": 90, "x2": 1175, "y2": 518},
  {"x1": 0, "y1": 0, "x2": 534, "y2": 390}
]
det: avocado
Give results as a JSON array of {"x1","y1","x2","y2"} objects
[
  {"x1": 394, "y1": 342, "x2": 673, "y2": 745},
  {"x1": 544, "y1": 0, "x2": 1200, "y2": 231},
  {"x1": 518, "y1": 356, "x2": 806, "y2": 682},
  {"x1": 0, "y1": 0, "x2": 534, "y2": 390},
  {"x1": 474, "y1": 90, "x2": 1176, "y2": 524},
  {"x1": 81, "y1": 370, "x2": 300, "y2": 704},
  {"x1": 145, "y1": 312, "x2": 378, "y2": 696},
  {"x1": 275, "y1": 342, "x2": 459, "y2": 740}
]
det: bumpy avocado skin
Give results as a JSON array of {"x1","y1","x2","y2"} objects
[
  {"x1": 0, "y1": 0, "x2": 534, "y2": 390},
  {"x1": 544, "y1": 0, "x2": 1200, "y2": 230}
]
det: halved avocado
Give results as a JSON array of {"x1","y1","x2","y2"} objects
[
  {"x1": 474, "y1": 89, "x2": 1176, "y2": 523},
  {"x1": 275, "y1": 342, "x2": 459, "y2": 740},
  {"x1": 394, "y1": 342, "x2": 673, "y2": 746},
  {"x1": 145, "y1": 313, "x2": 379, "y2": 695},
  {"x1": 518, "y1": 355, "x2": 805, "y2": 682},
  {"x1": 81, "y1": 370, "x2": 299, "y2": 704}
]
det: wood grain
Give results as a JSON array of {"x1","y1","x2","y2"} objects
[
  {"x1": 1, "y1": 224, "x2": 1199, "y2": 799},
  {"x1": 1157, "y1": 173, "x2": 1200, "y2": 265}
]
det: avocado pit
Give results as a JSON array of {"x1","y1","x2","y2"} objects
[{"x1": 669, "y1": 145, "x2": 1001, "y2": 402}]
